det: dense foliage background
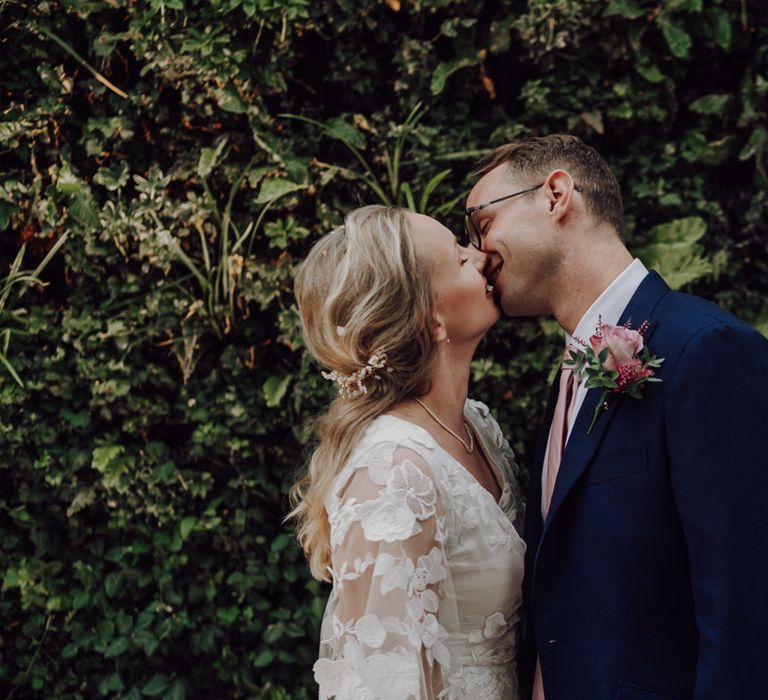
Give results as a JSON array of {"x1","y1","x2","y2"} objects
[{"x1": 1, "y1": 0, "x2": 766, "y2": 697}]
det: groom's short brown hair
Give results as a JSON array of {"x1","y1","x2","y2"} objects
[{"x1": 474, "y1": 134, "x2": 624, "y2": 237}]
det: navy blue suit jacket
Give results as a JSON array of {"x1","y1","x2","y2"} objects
[{"x1": 521, "y1": 271, "x2": 768, "y2": 700}]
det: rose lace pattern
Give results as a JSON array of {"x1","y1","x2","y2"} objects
[{"x1": 314, "y1": 399, "x2": 526, "y2": 699}]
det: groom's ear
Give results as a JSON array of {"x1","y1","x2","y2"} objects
[{"x1": 543, "y1": 170, "x2": 576, "y2": 225}]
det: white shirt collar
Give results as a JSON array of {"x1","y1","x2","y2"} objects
[{"x1": 566, "y1": 258, "x2": 649, "y2": 347}]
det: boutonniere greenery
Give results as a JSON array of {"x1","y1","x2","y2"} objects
[{"x1": 565, "y1": 319, "x2": 665, "y2": 433}]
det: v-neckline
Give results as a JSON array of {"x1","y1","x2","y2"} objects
[{"x1": 381, "y1": 413, "x2": 506, "y2": 508}]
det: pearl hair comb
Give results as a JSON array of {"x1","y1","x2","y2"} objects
[{"x1": 321, "y1": 351, "x2": 392, "y2": 399}]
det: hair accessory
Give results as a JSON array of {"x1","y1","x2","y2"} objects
[
  {"x1": 322, "y1": 351, "x2": 392, "y2": 399},
  {"x1": 336, "y1": 325, "x2": 347, "y2": 336}
]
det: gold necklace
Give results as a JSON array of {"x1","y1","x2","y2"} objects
[{"x1": 415, "y1": 398, "x2": 474, "y2": 454}]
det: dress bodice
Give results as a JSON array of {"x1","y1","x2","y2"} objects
[{"x1": 313, "y1": 400, "x2": 525, "y2": 699}]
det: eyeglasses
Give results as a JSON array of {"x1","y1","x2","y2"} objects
[{"x1": 464, "y1": 183, "x2": 544, "y2": 250}]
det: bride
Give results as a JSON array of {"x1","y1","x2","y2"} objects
[{"x1": 288, "y1": 205, "x2": 526, "y2": 699}]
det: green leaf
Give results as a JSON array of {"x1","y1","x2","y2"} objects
[
  {"x1": 417, "y1": 169, "x2": 451, "y2": 213},
  {"x1": 61, "y1": 409, "x2": 91, "y2": 428},
  {"x1": 262, "y1": 375, "x2": 291, "y2": 407},
  {"x1": 104, "y1": 637, "x2": 129, "y2": 658},
  {"x1": 637, "y1": 244, "x2": 712, "y2": 289},
  {"x1": 62, "y1": 642, "x2": 79, "y2": 659},
  {"x1": 56, "y1": 163, "x2": 82, "y2": 195},
  {"x1": 636, "y1": 216, "x2": 712, "y2": 290},
  {"x1": 179, "y1": 517, "x2": 197, "y2": 540},
  {"x1": 739, "y1": 126, "x2": 767, "y2": 161},
  {"x1": 310, "y1": 595, "x2": 325, "y2": 622},
  {"x1": 67, "y1": 489, "x2": 96, "y2": 518},
  {"x1": 665, "y1": 0, "x2": 702, "y2": 10},
  {"x1": 430, "y1": 57, "x2": 475, "y2": 96},
  {"x1": 635, "y1": 62, "x2": 666, "y2": 84},
  {"x1": 0, "y1": 120, "x2": 27, "y2": 143},
  {"x1": 325, "y1": 116, "x2": 365, "y2": 149},
  {"x1": 688, "y1": 94, "x2": 734, "y2": 114},
  {"x1": 254, "y1": 178, "x2": 305, "y2": 205},
  {"x1": 94, "y1": 162, "x2": 130, "y2": 191},
  {"x1": 3, "y1": 567, "x2": 19, "y2": 589},
  {"x1": 604, "y1": 0, "x2": 645, "y2": 19},
  {"x1": 169, "y1": 532, "x2": 183, "y2": 552},
  {"x1": 217, "y1": 606, "x2": 239, "y2": 624},
  {"x1": 263, "y1": 622, "x2": 284, "y2": 644},
  {"x1": 133, "y1": 630, "x2": 159, "y2": 656},
  {"x1": 253, "y1": 649, "x2": 274, "y2": 668},
  {"x1": 645, "y1": 216, "x2": 707, "y2": 244},
  {"x1": 707, "y1": 7, "x2": 731, "y2": 50},
  {"x1": 99, "y1": 673, "x2": 125, "y2": 694},
  {"x1": 164, "y1": 680, "x2": 186, "y2": 700},
  {"x1": 92, "y1": 444, "x2": 130, "y2": 490},
  {"x1": 580, "y1": 111, "x2": 604, "y2": 134},
  {"x1": 270, "y1": 532, "x2": 292, "y2": 553},
  {"x1": 72, "y1": 590, "x2": 90, "y2": 609},
  {"x1": 217, "y1": 87, "x2": 246, "y2": 114},
  {"x1": 92, "y1": 446, "x2": 124, "y2": 473},
  {"x1": 698, "y1": 135, "x2": 739, "y2": 166},
  {"x1": 104, "y1": 572, "x2": 122, "y2": 597},
  {"x1": 197, "y1": 138, "x2": 228, "y2": 178},
  {"x1": 142, "y1": 674, "x2": 171, "y2": 697},
  {"x1": 659, "y1": 19, "x2": 692, "y2": 59},
  {"x1": 69, "y1": 191, "x2": 100, "y2": 228},
  {"x1": 0, "y1": 199, "x2": 16, "y2": 231}
]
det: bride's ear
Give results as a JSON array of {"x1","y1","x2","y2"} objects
[{"x1": 433, "y1": 317, "x2": 449, "y2": 344}]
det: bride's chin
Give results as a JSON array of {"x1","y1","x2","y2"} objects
[{"x1": 481, "y1": 313, "x2": 501, "y2": 335}]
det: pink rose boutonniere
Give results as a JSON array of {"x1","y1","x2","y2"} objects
[{"x1": 565, "y1": 319, "x2": 665, "y2": 434}]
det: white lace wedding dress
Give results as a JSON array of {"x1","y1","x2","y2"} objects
[{"x1": 313, "y1": 399, "x2": 526, "y2": 699}]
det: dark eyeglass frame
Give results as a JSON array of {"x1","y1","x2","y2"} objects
[{"x1": 464, "y1": 183, "x2": 544, "y2": 250}]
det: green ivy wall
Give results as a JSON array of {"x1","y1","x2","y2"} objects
[{"x1": 1, "y1": 0, "x2": 766, "y2": 697}]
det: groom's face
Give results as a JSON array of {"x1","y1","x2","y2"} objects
[{"x1": 466, "y1": 164, "x2": 559, "y2": 317}]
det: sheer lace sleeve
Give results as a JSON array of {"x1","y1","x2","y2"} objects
[{"x1": 313, "y1": 442, "x2": 456, "y2": 700}]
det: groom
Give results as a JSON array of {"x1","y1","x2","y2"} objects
[{"x1": 466, "y1": 135, "x2": 768, "y2": 700}]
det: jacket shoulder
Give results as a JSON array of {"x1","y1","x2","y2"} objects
[
  {"x1": 645, "y1": 290, "x2": 768, "y2": 381},
  {"x1": 654, "y1": 290, "x2": 757, "y2": 344}
]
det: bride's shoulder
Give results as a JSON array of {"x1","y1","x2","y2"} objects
[
  {"x1": 330, "y1": 414, "x2": 441, "y2": 497},
  {"x1": 464, "y1": 398, "x2": 508, "y2": 451}
]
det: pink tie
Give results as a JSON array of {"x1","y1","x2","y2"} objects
[
  {"x1": 542, "y1": 348, "x2": 578, "y2": 518},
  {"x1": 534, "y1": 348, "x2": 579, "y2": 700}
]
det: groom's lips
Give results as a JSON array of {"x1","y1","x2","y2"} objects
[{"x1": 486, "y1": 261, "x2": 502, "y2": 287}]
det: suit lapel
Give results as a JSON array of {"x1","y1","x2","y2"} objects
[{"x1": 540, "y1": 271, "x2": 671, "y2": 534}]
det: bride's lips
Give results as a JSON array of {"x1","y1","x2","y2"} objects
[
  {"x1": 483, "y1": 260, "x2": 503, "y2": 304},
  {"x1": 483, "y1": 265, "x2": 502, "y2": 302}
]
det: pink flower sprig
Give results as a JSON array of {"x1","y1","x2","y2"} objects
[{"x1": 564, "y1": 319, "x2": 664, "y2": 433}]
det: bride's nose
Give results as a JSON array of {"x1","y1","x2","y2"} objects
[{"x1": 467, "y1": 245, "x2": 488, "y2": 273}]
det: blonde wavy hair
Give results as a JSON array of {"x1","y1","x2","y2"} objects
[{"x1": 288, "y1": 205, "x2": 438, "y2": 581}]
